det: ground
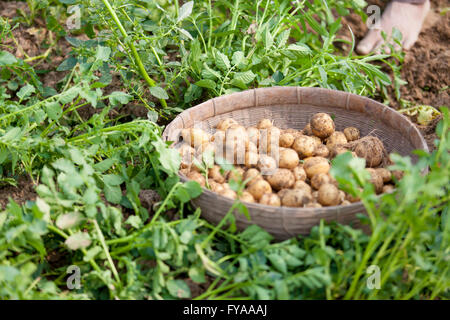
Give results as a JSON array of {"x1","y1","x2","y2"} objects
[{"x1": 0, "y1": 0, "x2": 447, "y2": 208}]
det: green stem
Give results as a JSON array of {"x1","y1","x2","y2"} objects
[{"x1": 100, "y1": 0, "x2": 168, "y2": 108}]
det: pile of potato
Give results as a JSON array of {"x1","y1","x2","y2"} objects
[{"x1": 176, "y1": 112, "x2": 398, "y2": 208}]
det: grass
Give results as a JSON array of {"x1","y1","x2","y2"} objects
[{"x1": 0, "y1": 0, "x2": 448, "y2": 300}]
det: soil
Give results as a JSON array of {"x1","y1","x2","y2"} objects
[{"x1": 0, "y1": 1, "x2": 447, "y2": 204}]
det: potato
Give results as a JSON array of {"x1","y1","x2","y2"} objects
[
  {"x1": 329, "y1": 145, "x2": 350, "y2": 158},
  {"x1": 311, "y1": 173, "x2": 333, "y2": 190},
  {"x1": 179, "y1": 167, "x2": 190, "y2": 176},
  {"x1": 311, "y1": 136, "x2": 322, "y2": 147},
  {"x1": 247, "y1": 179, "x2": 272, "y2": 200},
  {"x1": 305, "y1": 202, "x2": 322, "y2": 208},
  {"x1": 177, "y1": 143, "x2": 195, "y2": 168},
  {"x1": 219, "y1": 188, "x2": 237, "y2": 199},
  {"x1": 293, "y1": 180, "x2": 312, "y2": 194},
  {"x1": 239, "y1": 191, "x2": 255, "y2": 203},
  {"x1": 343, "y1": 127, "x2": 360, "y2": 142},
  {"x1": 375, "y1": 168, "x2": 391, "y2": 183},
  {"x1": 257, "y1": 155, "x2": 277, "y2": 174},
  {"x1": 382, "y1": 184, "x2": 395, "y2": 193},
  {"x1": 208, "y1": 165, "x2": 226, "y2": 183},
  {"x1": 292, "y1": 166, "x2": 307, "y2": 181},
  {"x1": 181, "y1": 128, "x2": 211, "y2": 147},
  {"x1": 366, "y1": 168, "x2": 383, "y2": 194},
  {"x1": 292, "y1": 135, "x2": 316, "y2": 158},
  {"x1": 247, "y1": 127, "x2": 260, "y2": 146},
  {"x1": 311, "y1": 191, "x2": 319, "y2": 202},
  {"x1": 216, "y1": 118, "x2": 237, "y2": 131},
  {"x1": 266, "y1": 168, "x2": 295, "y2": 190},
  {"x1": 225, "y1": 125, "x2": 249, "y2": 148},
  {"x1": 326, "y1": 131, "x2": 347, "y2": 150},
  {"x1": 279, "y1": 148, "x2": 299, "y2": 169},
  {"x1": 277, "y1": 189, "x2": 289, "y2": 198},
  {"x1": 338, "y1": 190, "x2": 346, "y2": 204},
  {"x1": 186, "y1": 171, "x2": 206, "y2": 187},
  {"x1": 244, "y1": 152, "x2": 259, "y2": 168},
  {"x1": 391, "y1": 170, "x2": 404, "y2": 181},
  {"x1": 313, "y1": 144, "x2": 330, "y2": 158},
  {"x1": 257, "y1": 118, "x2": 273, "y2": 129},
  {"x1": 303, "y1": 123, "x2": 313, "y2": 136},
  {"x1": 227, "y1": 167, "x2": 245, "y2": 182},
  {"x1": 243, "y1": 168, "x2": 263, "y2": 185},
  {"x1": 341, "y1": 200, "x2": 351, "y2": 206},
  {"x1": 281, "y1": 189, "x2": 312, "y2": 207},
  {"x1": 259, "y1": 193, "x2": 281, "y2": 206},
  {"x1": 279, "y1": 132, "x2": 295, "y2": 148},
  {"x1": 310, "y1": 113, "x2": 335, "y2": 138},
  {"x1": 303, "y1": 157, "x2": 330, "y2": 178},
  {"x1": 318, "y1": 183, "x2": 340, "y2": 206},
  {"x1": 346, "y1": 191, "x2": 361, "y2": 203},
  {"x1": 352, "y1": 136, "x2": 385, "y2": 168},
  {"x1": 210, "y1": 181, "x2": 225, "y2": 193},
  {"x1": 259, "y1": 127, "x2": 281, "y2": 154}
]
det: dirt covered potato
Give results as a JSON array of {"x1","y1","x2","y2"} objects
[
  {"x1": 343, "y1": 127, "x2": 360, "y2": 141},
  {"x1": 244, "y1": 168, "x2": 263, "y2": 185},
  {"x1": 281, "y1": 189, "x2": 312, "y2": 207},
  {"x1": 257, "y1": 155, "x2": 277, "y2": 174},
  {"x1": 239, "y1": 191, "x2": 255, "y2": 203},
  {"x1": 247, "y1": 179, "x2": 272, "y2": 200},
  {"x1": 366, "y1": 168, "x2": 383, "y2": 194},
  {"x1": 208, "y1": 165, "x2": 226, "y2": 183},
  {"x1": 177, "y1": 143, "x2": 195, "y2": 168},
  {"x1": 293, "y1": 135, "x2": 316, "y2": 158},
  {"x1": 219, "y1": 188, "x2": 237, "y2": 199},
  {"x1": 318, "y1": 183, "x2": 340, "y2": 206},
  {"x1": 310, "y1": 113, "x2": 335, "y2": 138},
  {"x1": 216, "y1": 118, "x2": 237, "y2": 131},
  {"x1": 313, "y1": 144, "x2": 330, "y2": 158},
  {"x1": 303, "y1": 157, "x2": 330, "y2": 178},
  {"x1": 292, "y1": 165, "x2": 307, "y2": 181},
  {"x1": 375, "y1": 168, "x2": 391, "y2": 183},
  {"x1": 279, "y1": 132, "x2": 295, "y2": 148},
  {"x1": 186, "y1": 171, "x2": 206, "y2": 187},
  {"x1": 326, "y1": 131, "x2": 347, "y2": 150},
  {"x1": 279, "y1": 148, "x2": 299, "y2": 169},
  {"x1": 257, "y1": 118, "x2": 273, "y2": 129},
  {"x1": 227, "y1": 167, "x2": 245, "y2": 182},
  {"x1": 348, "y1": 136, "x2": 385, "y2": 168},
  {"x1": 310, "y1": 173, "x2": 334, "y2": 190},
  {"x1": 181, "y1": 128, "x2": 211, "y2": 148},
  {"x1": 259, "y1": 193, "x2": 281, "y2": 206},
  {"x1": 266, "y1": 168, "x2": 295, "y2": 190},
  {"x1": 293, "y1": 180, "x2": 312, "y2": 194}
]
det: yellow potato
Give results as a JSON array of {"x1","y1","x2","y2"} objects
[
  {"x1": 326, "y1": 131, "x2": 347, "y2": 150},
  {"x1": 186, "y1": 171, "x2": 206, "y2": 187},
  {"x1": 303, "y1": 157, "x2": 330, "y2": 178},
  {"x1": 310, "y1": 113, "x2": 335, "y2": 138},
  {"x1": 247, "y1": 179, "x2": 272, "y2": 200},
  {"x1": 181, "y1": 128, "x2": 211, "y2": 148},
  {"x1": 375, "y1": 168, "x2": 391, "y2": 183},
  {"x1": 292, "y1": 166, "x2": 307, "y2": 181},
  {"x1": 310, "y1": 173, "x2": 333, "y2": 190},
  {"x1": 266, "y1": 168, "x2": 295, "y2": 191},
  {"x1": 318, "y1": 183, "x2": 340, "y2": 206},
  {"x1": 343, "y1": 127, "x2": 360, "y2": 141},
  {"x1": 216, "y1": 118, "x2": 238, "y2": 131},
  {"x1": 281, "y1": 189, "x2": 312, "y2": 207},
  {"x1": 293, "y1": 180, "x2": 312, "y2": 194},
  {"x1": 313, "y1": 144, "x2": 330, "y2": 158},
  {"x1": 257, "y1": 118, "x2": 273, "y2": 129},
  {"x1": 279, "y1": 148, "x2": 299, "y2": 169},
  {"x1": 279, "y1": 132, "x2": 295, "y2": 148},
  {"x1": 219, "y1": 188, "x2": 237, "y2": 199},
  {"x1": 239, "y1": 191, "x2": 256, "y2": 203},
  {"x1": 257, "y1": 155, "x2": 277, "y2": 174},
  {"x1": 292, "y1": 135, "x2": 316, "y2": 158},
  {"x1": 243, "y1": 168, "x2": 263, "y2": 185},
  {"x1": 259, "y1": 193, "x2": 281, "y2": 206},
  {"x1": 208, "y1": 165, "x2": 226, "y2": 183}
]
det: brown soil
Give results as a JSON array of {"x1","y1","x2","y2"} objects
[{"x1": 0, "y1": 176, "x2": 37, "y2": 209}]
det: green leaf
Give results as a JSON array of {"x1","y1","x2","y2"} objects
[
  {"x1": 195, "y1": 79, "x2": 216, "y2": 90},
  {"x1": 95, "y1": 46, "x2": 111, "y2": 62},
  {"x1": 109, "y1": 91, "x2": 132, "y2": 106},
  {"x1": 188, "y1": 267, "x2": 206, "y2": 283},
  {"x1": 125, "y1": 215, "x2": 142, "y2": 229},
  {"x1": 59, "y1": 86, "x2": 80, "y2": 104},
  {"x1": 152, "y1": 140, "x2": 181, "y2": 175},
  {"x1": 56, "y1": 212, "x2": 83, "y2": 229},
  {"x1": 215, "y1": 51, "x2": 230, "y2": 71},
  {"x1": 166, "y1": 279, "x2": 191, "y2": 298},
  {"x1": 267, "y1": 253, "x2": 288, "y2": 274},
  {"x1": 56, "y1": 56, "x2": 77, "y2": 71},
  {"x1": 94, "y1": 158, "x2": 116, "y2": 173},
  {"x1": 45, "y1": 101, "x2": 62, "y2": 120},
  {"x1": 0, "y1": 51, "x2": 17, "y2": 65},
  {"x1": 104, "y1": 184, "x2": 122, "y2": 204},
  {"x1": 83, "y1": 246, "x2": 102, "y2": 262},
  {"x1": 1, "y1": 127, "x2": 21, "y2": 142},
  {"x1": 17, "y1": 84, "x2": 35, "y2": 101},
  {"x1": 233, "y1": 70, "x2": 256, "y2": 84},
  {"x1": 149, "y1": 86, "x2": 169, "y2": 100},
  {"x1": 231, "y1": 51, "x2": 245, "y2": 66},
  {"x1": 65, "y1": 232, "x2": 91, "y2": 250},
  {"x1": 103, "y1": 174, "x2": 124, "y2": 186},
  {"x1": 287, "y1": 43, "x2": 312, "y2": 55},
  {"x1": 177, "y1": 1, "x2": 194, "y2": 22}
]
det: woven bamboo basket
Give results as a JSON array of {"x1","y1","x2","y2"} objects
[{"x1": 162, "y1": 87, "x2": 428, "y2": 240}]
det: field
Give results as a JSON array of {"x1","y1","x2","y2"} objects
[{"x1": 0, "y1": 0, "x2": 448, "y2": 300}]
